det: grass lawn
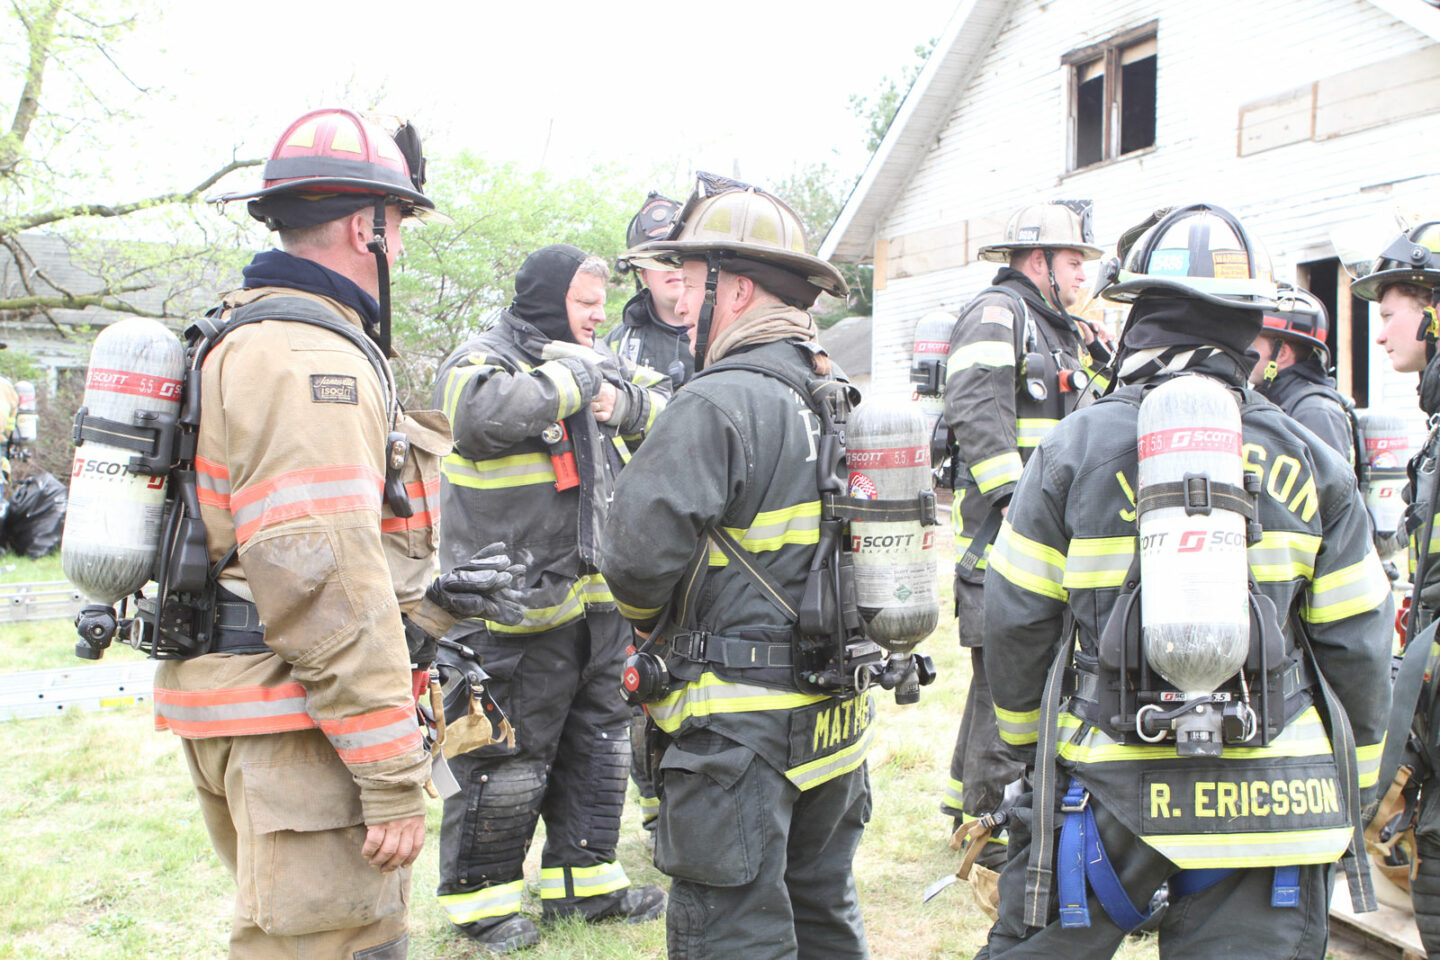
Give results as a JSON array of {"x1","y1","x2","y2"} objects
[{"x1": 0, "y1": 547, "x2": 1174, "y2": 959}]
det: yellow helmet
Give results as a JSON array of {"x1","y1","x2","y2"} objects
[{"x1": 634, "y1": 172, "x2": 848, "y2": 299}]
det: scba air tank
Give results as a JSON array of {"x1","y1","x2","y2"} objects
[
  {"x1": 14, "y1": 380, "x2": 36, "y2": 443},
  {"x1": 1136, "y1": 376, "x2": 1249, "y2": 735},
  {"x1": 62, "y1": 318, "x2": 184, "y2": 605},
  {"x1": 846, "y1": 399, "x2": 939, "y2": 653},
  {"x1": 1357, "y1": 410, "x2": 1418, "y2": 539}
]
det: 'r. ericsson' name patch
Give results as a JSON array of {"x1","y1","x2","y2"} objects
[{"x1": 310, "y1": 374, "x2": 358, "y2": 404}]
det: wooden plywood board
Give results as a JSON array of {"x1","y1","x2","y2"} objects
[
  {"x1": 1238, "y1": 84, "x2": 1315, "y2": 157},
  {"x1": 1316, "y1": 46, "x2": 1440, "y2": 140},
  {"x1": 1330, "y1": 869, "x2": 1424, "y2": 958}
]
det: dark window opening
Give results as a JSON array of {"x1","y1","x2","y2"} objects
[
  {"x1": 1065, "y1": 27, "x2": 1157, "y2": 171},
  {"x1": 1119, "y1": 54, "x2": 1156, "y2": 154},
  {"x1": 1299, "y1": 257, "x2": 1369, "y2": 407},
  {"x1": 1075, "y1": 59, "x2": 1105, "y2": 168}
]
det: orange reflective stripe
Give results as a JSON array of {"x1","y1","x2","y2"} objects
[
  {"x1": 153, "y1": 681, "x2": 315, "y2": 737},
  {"x1": 195, "y1": 455, "x2": 232, "y2": 509},
  {"x1": 230, "y1": 464, "x2": 383, "y2": 543},
  {"x1": 380, "y1": 475, "x2": 440, "y2": 533},
  {"x1": 320, "y1": 704, "x2": 423, "y2": 763}
]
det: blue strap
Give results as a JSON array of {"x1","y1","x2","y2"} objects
[
  {"x1": 1057, "y1": 779, "x2": 1151, "y2": 932},
  {"x1": 1057, "y1": 780, "x2": 1091, "y2": 928},
  {"x1": 1169, "y1": 868, "x2": 1233, "y2": 898},
  {"x1": 1270, "y1": 865, "x2": 1301, "y2": 908}
]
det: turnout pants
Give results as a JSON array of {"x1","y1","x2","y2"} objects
[
  {"x1": 1412, "y1": 770, "x2": 1440, "y2": 954},
  {"x1": 436, "y1": 611, "x2": 635, "y2": 937},
  {"x1": 182, "y1": 729, "x2": 410, "y2": 960},
  {"x1": 656, "y1": 728, "x2": 871, "y2": 960},
  {"x1": 975, "y1": 787, "x2": 1333, "y2": 960}
]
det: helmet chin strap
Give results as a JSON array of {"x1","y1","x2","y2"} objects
[
  {"x1": 692, "y1": 255, "x2": 722, "y2": 371},
  {"x1": 1043, "y1": 248, "x2": 1068, "y2": 317},
  {"x1": 365, "y1": 197, "x2": 392, "y2": 356}
]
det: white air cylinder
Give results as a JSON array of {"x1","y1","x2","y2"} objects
[
  {"x1": 1137, "y1": 376, "x2": 1250, "y2": 706},
  {"x1": 62, "y1": 318, "x2": 184, "y2": 605},
  {"x1": 846, "y1": 399, "x2": 939, "y2": 653},
  {"x1": 14, "y1": 380, "x2": 36, "y2": 443},
  {"x1": 1357, "y1": 410, "x2": 1416, "y2": 537}
]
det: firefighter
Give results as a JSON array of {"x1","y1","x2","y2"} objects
[
  {"x1": 599, "y1": 174, "x2": 871, "y2": 959},
  {"x1": 1357, "y1": 220, "x2": 1440, "y2": 954},
  {"x1": 976, "y1": 204, "x2": 1392, "y2": 958},
  {"x1": 155, "y1": 108, "x2": 523, "y2": 960},
  {"x1": 1248, "y1": 285, "x2": 1355, "y2": 462},
  {"x1": 941, "y1": 201, "x2": 1108, "y2": 854},
  {"x1": 431, "y1": 244, "x2": 670, "y2": 951},
  {"x1": 608, "y1": 191, "x2": 693, "y2": 388}
]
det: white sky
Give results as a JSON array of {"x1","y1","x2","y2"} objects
[{"x1": 106, "y1": 0, "x2": 957, "y2": 200}]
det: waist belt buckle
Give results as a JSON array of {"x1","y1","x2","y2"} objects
[{"x1": 1061, "y1": 784, "x2": 1090, "y2": 813}]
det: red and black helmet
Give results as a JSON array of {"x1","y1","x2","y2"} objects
[
  {"x1": 214, "y1": 108, "x2": 445, "y2": 229},
  {"x1": 1260, "y1": 284, "x2": 1329, "y2": 359}
]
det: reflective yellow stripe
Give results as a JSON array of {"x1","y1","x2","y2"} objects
[
  {"x1": 1082, "y1": 362, "x2": 1111, "y2": 393},
  {"x1": 1356, "y1": 739, "x2": 1384, "y2": 791},
  {"x1": 1063, "y1": 536, "x2": 1135, "y2": 589},
  {"x1": 632, "y1": 364, "x2": 667, "y2": 388},
  {"x1": 989, "y1": 521, "x2": 1068, "y2": 601},
  {"x1": 1429, "y1": 515, "x2": 1440, "y2": 554},
  {"x1": 1249, "y1": 530, "x2": 1320, "y2": 582},
  {"x1": 1057, "y1": 706, "x2": 1333, "y2": 764},
  {"x1": 647, "y1": 672, "x2": 827, "y2": 734},
  {"x1": 638, "y1": 794, "x2": 660, "y2": 815},
  {"x1": 639, "y1": 392, "x2": 667, "y2": 436},
  {"x1": 488, "y1": 574, "x2": 612, "y2": 635},
  {"x1": 1016, "y1": 418, "x2": 1059, "y2": 448},
  {"x1": 538, "y1": 862, "x2": 629, "y2": 899},
  {"x1": 995, "y1": 703, "x2": 1040, "y2": 745},
  {"x1": 442, "y1": 451, "x2": 555, "y2": 490},
  {"x1": 953, "y1": 488, "x2": 988, "y2": 569},
  {"x1": 1302, "y1": 553, "x2": 1390, "y2": 624},
  {"x1": 442, "y1": 353, "x2": 497, "y2": 424},
  {"x1": 437, "y1": 879, "x2": 524, "y2": 925},
  {"x1": 970, "y1": 451, "x2": 1023, "y2": 494},
  {"x1": 946, "y1": 339, "x2": 1015, "y2": 374},
  {"x1": 943, "y1": 777, "x2": 965, "y2": 811},
  {"x1": 708, "y1": 501, "x2": 821, "y2": 565},
  {"x1": 617, "y1": 599, "x2": 663, "y2": 621},
  {"x1": 536, "y1": 359, "x2": 584, "y2": 418},
  {"x1": 787, "y1": 709, "x2": 875, "y2": 791}
]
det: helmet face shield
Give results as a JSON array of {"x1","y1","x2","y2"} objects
[{"x1": 1351, "y1": 221, "x2": 1440, "y2": 301}]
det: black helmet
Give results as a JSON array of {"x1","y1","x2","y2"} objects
[
  {"x1": 1260, "y1": 284, "x2": 1329, "y2": 360},
  {"x1": 617, "y1": 192, "x2": 683, "y2": 273},
  {"x1": 1350, "y1": 221, "x2": 1440, "y2": 302}
]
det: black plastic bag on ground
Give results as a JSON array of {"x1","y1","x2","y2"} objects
[{"x1": 5, "y1": 472, "x2": 68, "y2": 558}]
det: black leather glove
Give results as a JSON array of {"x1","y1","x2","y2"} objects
[{"x1": 425, "y1": 543, "x2": 528, "y2": 626}]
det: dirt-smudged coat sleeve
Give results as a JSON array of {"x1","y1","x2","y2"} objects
[
  {"x1": 214, "y1": 324, "x2": 429, "y2": 825},
  {"x1": 438, "y1": 350, "x2": 599, "y2": 458}
]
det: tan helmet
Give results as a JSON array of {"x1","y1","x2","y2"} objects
[
  {"x1": 634, "y1": 173, "x2": 849, "y2": 299},
  {"x1": 977, "y1": 201, "x2": 1103, "y2": 262}
]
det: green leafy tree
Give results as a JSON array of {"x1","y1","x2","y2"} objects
[
  {"x1": 0, "y1": 1, "x2": 259, "y2": 328},
  {"x1": 848, "y1": 40, "x2": 937, "y2": 154},
  {"x1": 772, "y1": 162, "x2": 873, "y2": 325},
  {"x1": 388, "y1": 153, "x2": 638, "y2": 406}
]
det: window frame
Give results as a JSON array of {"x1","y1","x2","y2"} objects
[{"x1": 1062, "y1": 20, "x2": 1158, "y2": 173}]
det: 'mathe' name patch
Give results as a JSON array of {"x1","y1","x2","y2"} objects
[{"x1": 311, "y1": 374, "x2": 358, "y2": 404}]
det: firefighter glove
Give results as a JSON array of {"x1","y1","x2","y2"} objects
[
  {"x1": 425, "y1": 542, "x2": 528, "y2": 626},
  {"x1": 554, "y1": 355, "x2": 603, "y2": 403}
]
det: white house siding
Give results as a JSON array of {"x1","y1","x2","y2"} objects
[{"x1": 868, "y1": 0, "x2": 1440, "y2": 408}]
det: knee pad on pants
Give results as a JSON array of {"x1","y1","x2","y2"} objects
[{"x1": 443, "y1": 758, "x2": 547, "y2": 885}]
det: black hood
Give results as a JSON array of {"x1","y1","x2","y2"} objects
[
  {"x1": 512, "y1": 244, "x2": 585, "y2": 343},
  {"x1": 1119, "y1": 297, "x2": 1262, "y2": 383}
]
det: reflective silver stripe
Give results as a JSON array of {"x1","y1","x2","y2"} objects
[
  {"x1": 437, "y1": 880, "x2": 524, "y2": 924},
  {"x1": 1303, "y1": 554, "x2": 1390, "y2": 624},
  {"x1": 1247, "y1": 531, "x2": 1320, "y2": 581},
  {"x1": 322, "y1": 716, "x2": 416, "y2": 755},
  {"x1": 995, "y1": 704, "x2": 1040, "y2": 745},
  {"x1": 153, "y1": 692, "x2": 308, "y2": 727},
  {"x1": 539, "y1": 862, "x2": 630, "y2": 899},
  {"x1": 943, "y1": 777, "x2": 964, "y2": 811},
  {"x1": 441, "y1": 452, "x2": 555, "y2": 489},
  {"x1": 536, "y1": 360, "x2": 583, "y2": 418},
  {"x1": 1062, "y1": 537, "x2": 1135, "y2": 589},
  {"x1": 1145, "y1": 827, "x2": 1352, "y2": 870},
  {"x1": 647, "y1": 673, "x2": 826, "y2": 734},
  {"x1": 230, "y1": 474, "x2": 381, "y2": 531},
  {"x1": 1016, "y1": 418, "x2": 1059, "y2": 448}
]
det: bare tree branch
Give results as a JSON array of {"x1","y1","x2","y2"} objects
[
  {"x1": 1, "y1": 157, "x2": 263, "y2": 233},
  {"x1": 0, "y1": 292, "x2": 165, "y2": 318}
]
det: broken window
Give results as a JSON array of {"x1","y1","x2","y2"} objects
[{"x1": 1065, "y1": 27, "x2": 1157, "y2": 171}]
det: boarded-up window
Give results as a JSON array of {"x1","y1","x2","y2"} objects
[{"x1": 1065, "y1": 25, "x2": 1157, "y2": 171}]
